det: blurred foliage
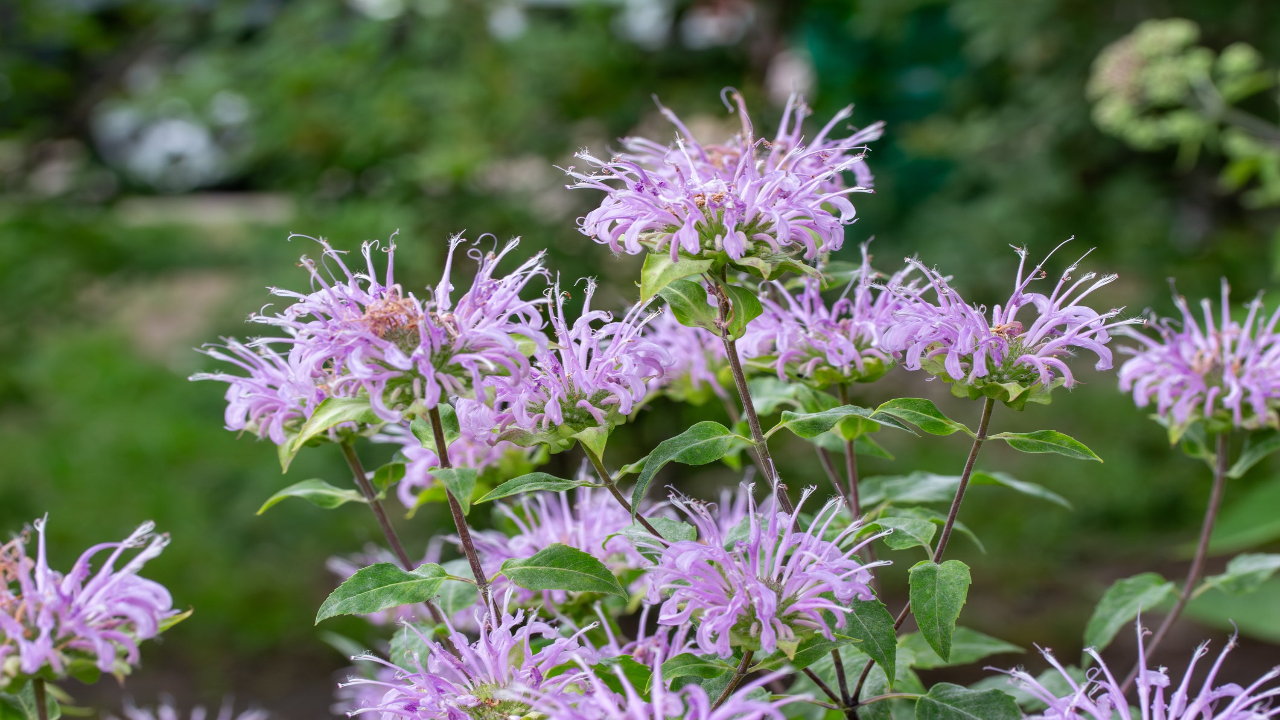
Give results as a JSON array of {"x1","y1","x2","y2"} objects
[{"x1": 3, "y1": 0, "x2": 1280, "y2": 716}]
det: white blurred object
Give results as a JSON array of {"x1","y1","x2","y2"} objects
[
  {"x1": 348, "y1": 0, "x2": 405, "y2": 20},
  {"x1": 680, "y1": 0, "x2": 754, "y2": 50},
  {"x1": 616, "y1": 0, "x2": 674, "y2": 49},
  {"x1": 488, "y1": 3, "x2": 529, "y2": 40},
  {"x1": 765, "y1": 49, "x2": 816, "y2": 106}
]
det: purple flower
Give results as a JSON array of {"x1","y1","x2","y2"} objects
[
  {"x1": 473, "y1": 487, "x2": 651, "y2": 603},
  {"x1": 645, "y1": 311, "x2": 729, "y2": 403},
  {"x1": 992, "y1": 621, "x2": 1280, "y2": 719},
  {"x1": 373, "y1": 399, "x2": 521, "y2": 509},
  {"x1": 190, "y1": 338, "x2": 327, "y2": 446},
  {"x1": 1119, "y1": 279, "x2": 1280, "y2": 431},
  {"x1": 740, "y1": 244, "x2": 917, "y2": 385},
  {"x1": 567, "y1": 90, "x2": 879, "y2": 263},
  {"x1": 495, "y1": 279, "x2": 668, "y2": 435},
  {"x1": 0, "y1": 518, "x2": 177, "y2": 681},
  {"x1": 108, "y1": 697, "x2": 270, "y2": 720},
  {"x1": 340, "y1": 595, "x2": 595, "y2": 720},
  {"x1": 213, "y1": 234, "x2": 547, "y2": 425},
  {"x1": 520, "y1": 647, "x2": 800, "y2": 720},
  {"x1": 649, "y1": 488, "x2": 885, "y2": 659},
  {"x1": 883, "y1": 242, "x2": 1137, "y2": 403}
]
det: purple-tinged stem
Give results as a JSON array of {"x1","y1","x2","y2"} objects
[
  {"x1": 1121, "y1": 431, "x2": 1230, "y2": 693},
  {"x1": 803, "y1": 667, "x2": 841, "y2": 705},
  {"x1": 426, "y1": 405, "x2": 493, "y2": 613},
  {"x1": 34, "y1": 679, "x2": 48, "y2": 720},
  {"x1": 338, "y1": 439, "x2": 449, "y2": 627},
  {"x1": 581, "y1": 444, "x2": 666, "y2": 540},
  {"x1": 712, "y1": 649, "x2": 755, "y2": 710}
]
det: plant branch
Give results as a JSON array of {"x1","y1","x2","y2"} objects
[
  {"x1": 832, "y1": 647, "x2": 852, "y2": 707},
  {"x1": 713, "y1": 649, "x2": 755, "y2": 710},
  {"x1": 34, "y1": 678, "x2": 48, "y2": 720},
  {"x1": 427, "y1": 405, "x2": 493, "y2": 613},
  {"x1": 802, "y1": 667, "x2": 841, "y2": 705},
  {"x1": 1121, "y1": 431, "x2": 1230, "y2": 692},
  {"x1": 337, "y1": 439, "x2": 448, "y2": 627},
  {"x1": 582, "y1": 443, "x2": 665, "y2": 539}
]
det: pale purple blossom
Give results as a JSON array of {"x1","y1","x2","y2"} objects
[
  {"x1": 740, "y1": 244, "x2": 916, "y2": 384},
  {"x1": 340, "y1": 595, "x2": 595, "y2": 720},
  {"x1": 1119, "y1": 279, "x2": 1280, "y2": 430},
  {"x1": 993, "y1": 621, "x2": 1280, "y2": 719},
  {"x1": 108, "y1": 697, "x2": 269, "y2": 720},
  {"x1": 495, "y1": 279, "x2": 668, "y2": 434},
  {"x1": 645, "y1": 311, "x2": 729, "y2": 402},
  {"x1": 190, "y1": 338, "x2": 326, "y2": 446},
  {"x1": 0, "y1": 518, "x2": 177, "y2": 680},
  {"x1": 650, "y1": 487, "x2": 885, "y2": 659},
  {"x1": 883, "y1": 242, "x2": 1137, "y2": 395},
  {"x1": 520, "y1": 647, "x2": 800, "y2": 720},
  {"x1": 567, "y1": 90, "x2": 879, "y2": 263}
]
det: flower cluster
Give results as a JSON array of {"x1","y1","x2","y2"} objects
[
  {"x1": 740, "y1": 244, "x2": 916, "y2": 386},
  {"x1": 884, "y1": 242, "x2": 1137, "y2": 406},
  {"x1": 341, "y1": 597, "x2": 594, "y2": 720},
  {"x1": 195, "y1": 234, "x2": 548, "y2": 436},
  {"x1": 649, "y1": 488, "x2": 884, "y2": 658},
  {"x1": 567, "y1": 91, "x2": 880, "y2": 265},
  {"x1": 995, "y1": 621, "x2": 1280, "y2": 719},
  {"x1": 495, "y1": 279, "x2": 668, "y2": 438},
  {"x1": 1119, "y1": 279, "x2": 1280, "y2": 431},
  {"x1": 0, "y1": 518, "x2": 177, "y2": 683}
]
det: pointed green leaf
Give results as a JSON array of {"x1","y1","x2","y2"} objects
[
  {"x1": 916, "y1": 683, "x2": 1019, "y2": 720},
  {"x1": 1228, "y1": 431, "x2": 1280, "y2": 479},
  {"x1": 900, "y1": 627, "x2": 1022, "y2": 669},
  {"x1": 434, "y1": 467, "x2": 477, "y2": 515},
  {"x1": 970, "y1": 471, "x2": 1072, "y2": 509},
  {"x1": 752, "y1": 633, "x2": 860, "y2": 672},
  {"x1": 1202, "y1": 553, "x2": 1280, "y2": 595},
  {"x1": 437, "y1": 559, "x2": 480, "y2": 619},
  {"x1": 992, "y1": 430, "x2": 1101, "y2": 461},
  {"x1": 641, "y1": 253, "x2": 714, "y2": 302},
  {"x1": 159, "y1": 607, "x2": 194, "y2": 633},
  {"x1": 478, "y1": 472, "x2": 596, "y2": 504},
  {"x1": 572, "y1": 425, "x2": 611, "y2": 458},
  {"x1": 591, "y1": 655, "x2": 653, "y2": 698},
  {"x1": 659, "y1": 279, "x2": 719, "y2": 332},
  {"x1": 284, "y1": 397, "x2": 380, "y2": 470},
  {"x1": 632, "y1": 422, "x2": 739, "y2": 516},
  {"x1": 660, "y1": 653, "x2": 735, "y2": 682},
  {"x1": 723, "y1": 284, "x2": 763, "y2": 339},
  {"x1": 842, "y1": 599, "x2": 897, "y2": 681},
  {"x1": 257, "y1": 479, "x2": 366, "y2": 515},
  {"x1": 1210, "y1": 477, "x2": 1280, "y2": 553},
  {"x1": 316, "y1": 562, "x2": 449, "y2": 623},
  {"x1": 0, "y1": 680, "x2": 60, "y2": 720},
  {"x1": 1084, "y1": 573, "x2": 1175, "y2": 652},
  {"x1": 499, "y1": 543, "x2": 626, "y2": 597},
  {"x1": 771, "y1": 404, "x2": 911, "y2": 439},
  {"x1": 410, "y1": 405, "x2": 460, "y2": 453},
  {"x1": 372, "y1": 462, "x2": 406, "y2": 494},
  {"x1": 864, "y1": 517, "x2": 937, "y2": 553},
  {"x1": 616, "y1": 518, "x2": 698, "y2": 560},
  {"x1": 875, "y1": 398, "x2": 972, "y2": 436},
  {"x1": 909, "y1": 560, "x2": 972, "y2": 662}
]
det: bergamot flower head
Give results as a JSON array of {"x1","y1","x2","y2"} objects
[
  {"x1": 883, "y1": 240, "x2": 1139, "y2": 408},
  {"x1": 567, "y1": 89, "x2": 881, "y2": 277},
  {"x1": 1119, "y1": 278, "x2": 1280, "y2": 436}
]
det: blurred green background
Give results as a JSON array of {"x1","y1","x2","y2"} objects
[{"x1": 4, "y1": 0, "x2": 1280, "y2": 716}]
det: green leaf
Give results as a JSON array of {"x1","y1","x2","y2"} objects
[
  {"x1": 257, "y1": 479, "x2": 365, "y2": 515},
  {"x1": 436, "y1": 559, "x2": 479, "y2": 619},
  {"x1": 640, "y1": 252, "x2": 713, "y2": 303},
  {"x1": 991, "y1": 430, "x2": 1101, "y2": 462},
  {"x1": 1209, "y1": 477, "x2": 1280, "y2": 553},
  {"x1": 613, "y1": 456, "x2": 648, "y2": 481},
  {"x1": 617, "y1": 518, "x2": 697, "y2": 560},
  {"x1": 410, "y1": 405, "x2": 460, "y2": 453},
  {"x1": 859, "y1": 662, "x2": 922, "y2": 720},
  {"x1": 434, "y1": 468, "x2": 477, "y2": 515},
  {"x1": 478, "y1": 472, "x2": 596, "y2": 504},
  {"x1": 970, "y1": 471, "x2": 1072, "y2": 509},
  {"x1": 591, "y1": 655, "x2": 654, "y2": 699},
  {"x1": 632, "y1": 422, "x2": 739, "y2": 516},
  {"x1": 747, "y1": 377, "x2": 804, "y2": 415},
  {"x1": 770, "y1": 404, "x2": 910, "y2": 439},
  {"x1": 658, "y1": 279, "x2": 718, "y2": 332},
  {"x1": 854, "y1": 434, "x2": 895, "y2": 460},
  {"x1": 660, "y1": 653, "x2": 735, "y2": 682},
  {"x1": 753, "y1": 633, "x2": 860, "y2": 672},
  {"x1": 572, "y1": 425, "x2": 611, "y2": 458},
  {"x1": 1228, "y1": 431, "x2": 1280, "y2": 478},
  {"x1": 901, "y1": 628, "x2": 1023, "y2": 669},
  {"x1": 388, "y1": 623, "x2": 437, "y2": 667},
  {"x1": 723, "y1": 284, "x2": 763, "y2": 339},
  {"x1": 1084, "y1": 573, "x2": 1176, "y2": 652},
  {"x1": 316, "y1": 562, "x2": 449, "y2": 623},
  {"x1": 285, "y1": 397, "x2": 379, "y2": 470},
  {"x1": 1201, "y1": 553, "x2": 1280, "y2": 595},
  {"x1": 865, "y1": 517, "x2": 937, "y2": 553},
  {"x1": 0, "y1": 681, "x2": 60, "y2": 720},
  {"x1": 875, "y1": 398, "x2": 972, "y2": 436},
  {"x1": 909, "y1": 560, "x2": 972, "y2": 662},
  {"x1": 843, "y1": 599, "x2": 897, "y2": 682},
  {"x1": 916, "y1": 683, "x2": 1019, "y2": 720},
  {"x1": 499, "y1": 543, "x2": 626, "y2": 597},
  {"x1": 159, "y1": 607, "x2": 194, "y2": 633},
  {"x1": 372, "y1": 462, "x2": 405, "y2": 494}
]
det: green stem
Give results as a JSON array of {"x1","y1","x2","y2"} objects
[
  {"x1": 1121, "y1": 431, "x2": 1230, "y2": 692},
  {"x1": 426, "y1": 405, "x2": 492, "y2": 612},
  {"x1": 33, "y1": 679, "x2": 47, "y2": 720},
  {"x1": 581, "y1": 443, "x2": 665, "y2": 540}
]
